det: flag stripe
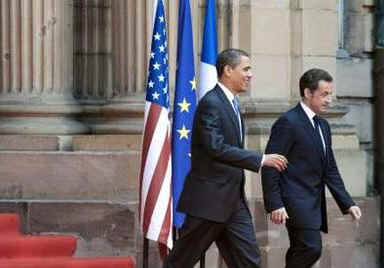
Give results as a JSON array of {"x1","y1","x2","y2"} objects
[
  {"x1": 140, "y1": 104, "x2": 162, "y2": 185},
  {"x1": 146, "y1": 157, "x2": 172, "y2": 244},
  {"x1": 198, "y1": 0, "x2": 218, "y2": 100},
  {"x1": 158, "y1": 193, "x2": 172, "y2": 243},
  {"x1": 139, "y1": 103, "x2": 162, "y2": 220},
  {"x1": 141, "y1": 108, "x2": 169, "y2": 209},
  {"x1": 143, "y1": 132, "x2": 171, "y2": 233},
  {"x1": 198, "y1": 62, "x2": 217, "y2": 100}
]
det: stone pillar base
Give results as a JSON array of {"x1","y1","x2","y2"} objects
[
  {"x1": 0, "y1": 134, "x2": 140, "y2": 202},
  {"x1": 78, "y1": 99, "x2": 145, "y2": 134},
  {"x1": 0, "y1": 104, "x2": 89, "y2": 135}
]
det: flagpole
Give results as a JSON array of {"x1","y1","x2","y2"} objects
[
  {"x1": 142, "y1": 0, "x2": 155, "y2": 261},
  {"x1": 143, "y1": 238, "x2": 149, "y2": 268},
  {"x1": 200, "y1": 254, "x2": 206, "y2": 268},
  {"x1": 142, "y1": 0, "x2": 158, "y2": 266}
]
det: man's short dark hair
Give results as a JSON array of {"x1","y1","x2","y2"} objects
[
  {"x1": 299, "y1": 68, "x2": 333, "y2": 97},
  {"x1": 216, "y1": 49, "x2": 249, "y2": 78}
]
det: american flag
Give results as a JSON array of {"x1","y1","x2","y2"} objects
[{"x1": 139, "y1": 0, "x2": 173, "y2": 249}]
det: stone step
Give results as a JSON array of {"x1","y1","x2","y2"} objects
[
  {"x1": 0, "y1": 201, "x2": 138, "y2": 258},
  {"x1": 0, "y1": 151, "x2": 139, "y2": 201},
  {"x1": 0, "y1": 135, "x2": 59, "y2": 151},
  {"x1": 0, "y1": 257, "x2": 135, "y2": 268},
  {"x1": 0, "y1": 198, "x2": 378, "y2": 268},
  {"x1": 0, "y1": 213, "x2": 135, "y2": 267},
  {"x1": 0, "y1": 213, "x2": 20, "y2": 235},
  {"x1": 0, "y1": 135, "x2": 141, "y2": 152},
  {"x1": 72, "y1": 135, "x2": 141, "y2": 152},
  {"x1": 0, "y1": 235, "x2": 77, "y2": 258}
]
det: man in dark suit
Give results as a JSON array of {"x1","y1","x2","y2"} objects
[
  {"x1": 163, "y1": 49, "x2": 288, "y2": 268},
  {"x1": 261, "y1": 68, "x2": 362, "y2": 268}
]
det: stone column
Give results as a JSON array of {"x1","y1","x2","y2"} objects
[
  {"x1": 375, "y1": 47, "x2": 384, "y2": 268},
  {"x1": 75, "y1": 0, "x2": 184, "y2": 134},
  {"x1": 374, "y1": 1, "x2": 384, "y2": 263},
  {"x1": 0, "y1": 0, "x2": 88, "y2": 134},
  {"x1": 291, "y1": 0, "x2": 338, "y2": 100},
  {"x1": 73, "y1": 0, "x2": 153, "y2": 134},
  {"x1": 375, "y1": 4, "x2": 384, "y2": 185}
]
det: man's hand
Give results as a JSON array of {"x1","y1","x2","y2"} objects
[
  {"x1": 263, "y1": 154, "x2": 288, "y2": 172},
  {"x1": 348, "y1": 205, "x2": 362, "y2": 221},
  {"x1": 269, "y1": 207, "x2": 289, "y2": 224}
]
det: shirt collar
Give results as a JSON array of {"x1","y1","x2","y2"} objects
[
  {"x1": 218, "y1": 81, "x2": 236, "y2": 103},
  {"x1": 300, "y1": 101, "x2": 316, "y2": 126}
]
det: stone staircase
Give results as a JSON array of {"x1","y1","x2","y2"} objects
[
  {"x1": 0, "y1": 135, "x2": 143, "y2": 263},
  {"x1": 0, "y1": 213, "x2": 135, "y2": 267}
]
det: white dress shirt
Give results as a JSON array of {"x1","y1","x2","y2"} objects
[
  {"x1": 218, "y1": 82, "x2": 242, "y2": 140},
  {"x1": 300, "y1": 101, "x2": 326, "y2": 153}
]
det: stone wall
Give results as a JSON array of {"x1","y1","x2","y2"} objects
[{"x1": 336, "y1": 0, "x2": 376, "y2": 195}]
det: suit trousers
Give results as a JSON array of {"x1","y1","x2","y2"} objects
[
  {"x1": 285, "y1": 226, "x2": 322, "y2": 268},
  {"x1": 163, "y1": 200, "x2": 261, "y2": 268}
]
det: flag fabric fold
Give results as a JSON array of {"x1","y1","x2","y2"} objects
[
  {"x1": 172, "y1": 0, "x2": 197, "y2": 229},
  {"x1": 198, "y1": 0, "x2": 218, "y2": 100},
  {"x1": 139, "y1": 0, "x2": 173, "y2": 249}
]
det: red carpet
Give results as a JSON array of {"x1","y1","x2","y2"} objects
[{"x1": 0, "y1": 214, "x2": 135, "y2": 268}]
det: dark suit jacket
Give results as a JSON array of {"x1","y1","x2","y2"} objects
[
  {"x1": 261, "y1": 103, "x2": 355, "y2": 233},
  {"x1": 177, "y1": 85, "x2": 263, "y2": 223}
]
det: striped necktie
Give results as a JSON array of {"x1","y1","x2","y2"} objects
[{"x1": 232, "y1": 97, "x2": 242, "y2": 140}]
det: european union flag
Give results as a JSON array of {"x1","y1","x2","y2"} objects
[{"x1": 171, "y1": 0, "x2": 197, "y2": 228}]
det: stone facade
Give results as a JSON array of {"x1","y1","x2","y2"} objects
[{"x1": 0, "y1": 0, "x2": 379, "y2": 267}]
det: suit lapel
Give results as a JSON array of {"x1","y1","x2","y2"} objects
[
  {"x1": 296, "y1": 104, "x2": 325, "y2": 162},
  {"x1": 215, "y1": 86, "x2": 242, "y2": 145}
]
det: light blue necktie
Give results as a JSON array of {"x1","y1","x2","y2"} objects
[
  {"x1": 232, "y1": 97, "x2": 240, "y2": 117},
  {"x1": 232, "y1": 97, "x2": 242, "y2": 140}
]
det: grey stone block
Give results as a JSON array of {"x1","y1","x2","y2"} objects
[
  {"x1": 0, "y1": 151, "x2": 140, "y2": 201},
  {"x1": 27, "y1": 202, "x2": 138, "y2": 258}
]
